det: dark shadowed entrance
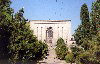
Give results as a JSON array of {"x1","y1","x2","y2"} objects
[{"x1": 46, "y1": 27, "x2": 53, "y2": 43}]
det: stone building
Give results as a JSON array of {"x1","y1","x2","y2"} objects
[
  {"x1": 29, "y1": 20, "x2": 72, "y2": 46},
  {"x1": 29, "y1": 20, "x2": 75, "y2": 64}
]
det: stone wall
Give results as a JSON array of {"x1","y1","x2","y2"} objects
[{"x1": 29, "y1": 20, "x2": 71, "y2": 46}]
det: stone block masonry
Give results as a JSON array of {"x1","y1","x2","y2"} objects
[
  {"x1": 29, "y1": 20, "x2": 71, "y2": 46},
  {"x1": 29, "y1": 20, "x2": 74, "y2": 64}
]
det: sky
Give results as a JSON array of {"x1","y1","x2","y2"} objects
[{"x1": 11, "y1": 0, "x2": 95, "y2": 34}]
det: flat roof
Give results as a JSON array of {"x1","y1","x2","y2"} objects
[{"x1": 29, "y1": 20, "x2": 71, "y2": 22}]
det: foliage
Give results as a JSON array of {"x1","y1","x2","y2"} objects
[
  {"x1": 75, "y1": 41, "x2": 100, "y2": 64},
  {"x1": 0, "y1": 0, "x2": 13, "y2": 59},
  {"x1": 65, "y1": 53, "x2": 74, "y2": 63},
  {"x1": 55, "y1": 38, "x2": 68, "y2": 60},
  {"x1": 0, "y1": 0, "x2": 48, "y2": 63},
  {"x1": 71, "y1": 46, "x2": 84, "y2": 58},
  {"x1": 76, "y1": 51, "x2": 90, "y2": 64},
  {"x1": 74, "y1": 0, "x2": 100, "y2": 64},
  {"x1": 74, "y1": 3, "x2": 91, "y2": 47},
  {"x1": 7, "y1": 8, "x2": 48, "y2": 63},
  {"x1": 91, "y1": 0, "x2": 100, "y2": 35},
  {"x1": 72, "y1": 35, "x2": 100, "y2": 64}
]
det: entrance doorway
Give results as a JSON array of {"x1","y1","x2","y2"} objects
[{"x1": 46, "y1": 27, "x2": 53, "y2": 43}]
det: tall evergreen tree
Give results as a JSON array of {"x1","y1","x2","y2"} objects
[
  {"x1": 91, "y1": 0, "x2": 100, "y2": 35},
  {"x1": 88, "y1": 0, "x2": 100, "y2": 63},
  {"x1": 74, "y1": 1, "x2": 100, "y2": 64},
  {"x1": 74, "y1": 3, "x2": 91, "y2": 50}
]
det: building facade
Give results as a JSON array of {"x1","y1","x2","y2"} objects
[{"x1": 29, "y1": 20, "x2": 72, "y2": 46}]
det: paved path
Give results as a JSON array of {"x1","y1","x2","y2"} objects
[{"x1": 39, "y1": 43, "x2": 67, "y2": 64}]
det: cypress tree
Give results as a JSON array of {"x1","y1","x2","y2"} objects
[
  {"x1": 74, "y1": 1, "x2": 100, "y2": 64},
  {"x1": 74, "y1": 4, "x2": 91, "y2": 50},
  {"x1": 91, "y1": 0, "x2": 100, "y2": 35}
]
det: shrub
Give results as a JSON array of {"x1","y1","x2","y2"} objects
[
  {"x1": 65, "y1": 53, "x2": 74, "y2": 63},
  {"x1": 55, "y1": 38, "x2": 68, "y2": 60}
]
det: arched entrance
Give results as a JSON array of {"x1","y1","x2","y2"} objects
[{"x1": 46, "y1": 27, "x2": 53, "y2": 43}]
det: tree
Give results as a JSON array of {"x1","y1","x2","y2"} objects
[
  {"x1": 8, "y1": 8, "x2": 48, "y2": 63},
  {"x1": 74, "y1": 0, "x2": 100, "y2": 64},
  {"x1": 75, "y1": 40, "x2": 100, "y2": 64},
  {"x1": 91, "y1": 0, "x2": 100, "y2": 35},
  {"x1": 65, "y1": 53, "x2": 74, "y2": 64},
  {"x1": 55, "y1": 38, "x2": 68, "y2": 60},
  {"x1": 0, "y1": 0, "x2": 13, "y2": 59},
  {"x1": 0, "y1": 0, "x2": 48, "y2": 63},
  {"x1": 74, "y1": 3, "x2": 91, "y2": 50}
]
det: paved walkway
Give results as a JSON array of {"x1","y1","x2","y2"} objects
[{"x1": 39, "y1": 43, "x2": 67, "y2": 64}]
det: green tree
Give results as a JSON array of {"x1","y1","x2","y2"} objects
[
  {"x1": 74, "y1": 3, "x2": 91, "y2": 50},
  {"x1": 0, "y1": 0, "x2": 13, "y2": 59},
  {"x1": 91, "y1": 0, "x2": 100, "y2": 35},
  {"x1": 75, "y1": 40, "x2": 100, "y2": 64},
  {"x1": 8, "y1": 8, "x2": 48, "y2": 63},
  {"x1": 74, "y1": 0, "x2": 100, "y2": 64},
  {"x1": 89, "y1": 1, "x2": 100, "y2": 63},
  {"x1": 55, "y1": 38, "x2": 68, "y2": 60},
  {"x1": 0, "y1": 0, "x2": 48, "y2": 63},
  {"x1": 65, "y1": 53, "x2": 74, "y2": 64}
]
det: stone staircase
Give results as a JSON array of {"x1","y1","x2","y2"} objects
[{"x1": 39, "y1": 43, "x2": 67, "y2": 64}]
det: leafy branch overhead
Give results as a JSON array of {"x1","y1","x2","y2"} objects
[{"x1": 0, "y1": 0, "x2": 48, "y2": 63}]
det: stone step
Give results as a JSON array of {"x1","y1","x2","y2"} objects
[
  {"x1": 39, "y1": 60, "x2": 67, "y2": 64},
  {"x1": 40, "y1": 44, "x2": 68, "y2": 64}
]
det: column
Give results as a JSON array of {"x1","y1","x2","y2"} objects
[
  {"x1": 41, "y1": 27, "x2": 43, "y2": 41},
  {"x1": 37, "y1": 27, "x2": 38, "y2": 40}
]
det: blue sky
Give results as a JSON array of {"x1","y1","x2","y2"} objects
[{"x1": 11, "y1": 0, "x2": 95, "y2": 34}]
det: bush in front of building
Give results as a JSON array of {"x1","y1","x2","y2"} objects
[
  {"x1": 65, "y1": 52, "x2": 75, "y2": 63},
  {"x1": 55, "y1": 38, "x2": 68, "y2": 60}
]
